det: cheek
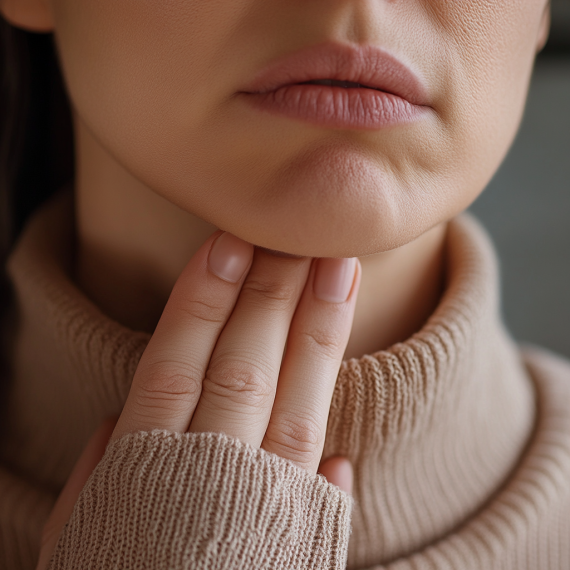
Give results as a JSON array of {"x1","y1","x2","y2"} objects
[
  {"x1": 426, "y1": 0, "x2": 547, "y2": 203},
  {"x1": 51, "y1": 0, "x2": 247, "y2": 176}
]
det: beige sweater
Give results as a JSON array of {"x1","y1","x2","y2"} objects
[{"x1": 1, "y1": 191, "x2": 570, "y2": 569}]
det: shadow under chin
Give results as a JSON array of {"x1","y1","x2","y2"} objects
[{"x1": 256, "y1": 246, "x2": 307, "y2": 259}]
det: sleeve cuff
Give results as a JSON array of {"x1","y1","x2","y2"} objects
[{"x1": 48, "y1": 430, "x2": 353, "y2": 570}]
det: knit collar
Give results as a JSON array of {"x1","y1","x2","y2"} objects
[{"x1": 4, "y1": 190, "x2": 535, "y2": 567}]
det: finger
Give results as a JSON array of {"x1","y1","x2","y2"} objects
[
  {"x1": 261, "y1": 257, "x2": 360, "y2": 473},
  {"x1": 318, "y1": 457, "x2": 353, "y2": 495},
  {"x1": 37, "y1": 418, "x2": 117, "y2": 570},
  {"x1": 188, "y1": 249, "x2": 311, "y2": 447},
  {"x1": 112, "y1": 232, "x2": 254, "y2": 441}
]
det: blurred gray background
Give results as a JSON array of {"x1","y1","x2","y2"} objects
[{"x1": 468, "y1": 0, "x2": 570, "y2": 357}]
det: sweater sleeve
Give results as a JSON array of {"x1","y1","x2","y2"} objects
[{"x1": 47, "y1": 430, "x2": 352, "y2": 570}]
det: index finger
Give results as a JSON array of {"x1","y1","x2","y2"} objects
[{"x1": 112, "y1": 232, "x2": 254, "y2": 441}]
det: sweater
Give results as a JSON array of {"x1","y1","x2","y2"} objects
[{"x1": 0, "y1": 190, "x2": 569, "y2": 570}]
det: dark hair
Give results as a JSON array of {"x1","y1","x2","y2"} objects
[{"x1": 0, "y1": 16, "x2": 74, "y2": 300}]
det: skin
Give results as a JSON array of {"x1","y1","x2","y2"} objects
[{"x1": 1, "y1": 0, "x2": 550, "y2": 566}]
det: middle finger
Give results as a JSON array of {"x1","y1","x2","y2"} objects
[{"x1": 188, "y1": 248, "x2": 311, "y2": 446}]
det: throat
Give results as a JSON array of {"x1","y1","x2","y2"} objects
[{"x1": 343, "y1": 222, "x2": 448, "y2": 360}]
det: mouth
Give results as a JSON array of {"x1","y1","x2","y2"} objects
[
  {"x1": 241, "y1": 42, "x2": 429, "y2": 106},
  {"x1": 239, "y1": 43, "x2": 430, "y2": 131}
]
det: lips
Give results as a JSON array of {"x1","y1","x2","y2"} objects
[
  {"x1": 303, "y1": 79, "x2": 384, "y2": 90},
  {"x1": 239, "y1": 43, "x2": 430, "y2": 130}
]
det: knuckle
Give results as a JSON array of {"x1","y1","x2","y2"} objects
[
  {"x1": 241, "y1": 277, "x2": 299, "y2": 312},
  {"x1": 203, "y1": 360, "x2": 274, "y2": 409},
  {"x1": 298, "y1": 328, "x2": 344, "y2": 359},
  {"x1": 265, "y1": 412, "x2": 324, "y2": 467},
  {"x1": 134, "y1": 367, "x2": 202, "y2": 414},
  {"x1": 173, "y1": 298, "x2": 228, "y2": 326}
]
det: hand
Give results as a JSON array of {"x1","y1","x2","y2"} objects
[
  {"x1": 114, "y1": 230, "x2": 360, "y2": 475},
  {"x1": 37, "y1": 231, "x2": 359, "y2": 568}
]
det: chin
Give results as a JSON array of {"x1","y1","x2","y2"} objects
[{"x1": 238, "y1": 144, "x2": 417, "y2": 258}]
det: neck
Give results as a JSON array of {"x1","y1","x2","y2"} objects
[{"x1": 74, "y1": 118, "x2": 447, "y2": 358}]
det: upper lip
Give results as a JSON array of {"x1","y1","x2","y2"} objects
[{"x1": 241, "y1": 42, "x2": 429, "y2": 107}]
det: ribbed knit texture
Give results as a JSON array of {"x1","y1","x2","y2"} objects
[
  {"x1": 48, "y1": 431, "x2": 352, "y2": 570},
  {"x1": 1, "y1": 190, "x2": 570, "y2": 569}
]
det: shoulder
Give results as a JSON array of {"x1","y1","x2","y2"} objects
[
  {"x1": 517, "y1": 344, "x2": 570, "y2": 495},
  {"x1": 402, "y1": 344, "x2": 570, "y2": 568},
  {"x1": 521, "y1": 343, "x2": 570, "y2": 406}
]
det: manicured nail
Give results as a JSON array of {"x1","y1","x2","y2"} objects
[
  {"x1": 208, "y1": 232, "x2": 253, "y2": 283},
  {"x1": 313, "y1": 257, "x2": 357, "y2": 303}
]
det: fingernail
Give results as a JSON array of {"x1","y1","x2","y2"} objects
[
  {"x1": 208, "y1": 232, "x2": 253, "y2": 283},
  {"x1": 314, "y1": 258, "x2": 357, "y2": 303}
]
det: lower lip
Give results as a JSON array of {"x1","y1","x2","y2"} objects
[{"x1": 243, "y1": 84, "x2": 427, "y2": 130}]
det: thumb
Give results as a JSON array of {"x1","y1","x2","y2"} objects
[
  {"x1": 36, "y1": 417, "x2": 118, "y2": 570},
  {"x1": 318, "y1": 456, "x2": 353, "y2": 495}
]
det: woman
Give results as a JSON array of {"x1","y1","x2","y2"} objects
[{"x1": 1, "y1": 0, "x2": 568, "y2": 568}]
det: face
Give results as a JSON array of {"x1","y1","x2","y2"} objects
[{"x1": 42, "y1": 1, "x2": 549, "y2": 256}]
